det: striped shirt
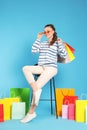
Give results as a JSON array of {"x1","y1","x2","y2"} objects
[{"x1": 32, "y1": 39, "x2": 67, "y2": 68}]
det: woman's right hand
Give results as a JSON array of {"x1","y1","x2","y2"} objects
[{"x1": 37, "y1": 32, "x2": 44, "y2": 40}]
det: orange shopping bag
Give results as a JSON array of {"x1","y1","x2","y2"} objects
[{"x1": 56, "y1": 88, "x2": 75, "y2": 116}]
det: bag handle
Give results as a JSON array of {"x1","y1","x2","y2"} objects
[
  {"x1": 61, "y1": 90, "x2": 69, "y2": 97},
  {"x1": 64, "y1": 99, "x2": 69, "y2": 105},
  {"x1": 80, "y1": 93, "x2": 87, "y2": 100}
]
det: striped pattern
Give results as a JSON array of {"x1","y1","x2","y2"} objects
[{"x1": 32, "y1": 39, "x2": 67, "y2": 68}]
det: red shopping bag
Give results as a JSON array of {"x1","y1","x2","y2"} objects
[
  {"x1": 0, "y1": 104, "x2": 4, "y2": 122},
  {"x1": 65, "y1": 43, "x2": 75, "y2": 53},
  {"x1": 64, "y1": 96, "x2": 78, "y2": 105},
  {"x1": 63, "y1": 96, "x2": 78, "y2": 120}
]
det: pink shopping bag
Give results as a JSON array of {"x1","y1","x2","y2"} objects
[
  {"x1": 68, "y1": 104, "x2": 75, "y2": 120},
  {"x1": 62, "y1": 104, "x2": 68, "y2": 119}
]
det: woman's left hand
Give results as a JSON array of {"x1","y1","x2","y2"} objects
[{"x1": 57, "y1": 38, "x2": 62, "y2": 43}]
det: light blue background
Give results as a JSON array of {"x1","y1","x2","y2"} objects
[{"x1": 0, "y1": 0, "x2": 87, "y2": 130}]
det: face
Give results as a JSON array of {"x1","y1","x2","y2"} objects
[{"x1": 44, "y1": 26, "x2": 54, "y2": 39}]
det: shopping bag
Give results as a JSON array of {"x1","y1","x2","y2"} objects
[
  {"x1": 65, "y1": 43, "x2": 75, "y2": 53},
  {"x1": 4, "y1": 97, "x2": 20, "y2": 120},
  {"x1": 56, "y1": 88, "x2": 75, "y2": 116},
  {"x1": 10, "y1": 88, "x2": 30, "y2": 113},
  {"x1": 57, "y1": 42, "x2": 75, "y2": 63},
  {"x1": 68, "y1": 104, "x2": 75, "y2": 120},
  {"x1": 12, "y1": 102, "x2": 25, "y2": 119},
  {"x1": 64, "y1": 96, "x2": 78, "y2": 104},
  {"x1": 86, "y1": 106, "x2": 87, "y2": 123},
  {"x1": 0, "y1": 104, "x2": 4, "y2": 122},
  {"x1": 62, "y1": 104, "x2": 68, "y2": 119},
  {"x1": 65, "y1": 44, "x2": 75, "y2": 62},
  {"x1": 76, "y1": 94, "x2": 87, "y2": 122}
]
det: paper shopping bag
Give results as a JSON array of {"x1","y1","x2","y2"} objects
[
  {"x1": 12, "y1": 102, "x2": 25, "y2": 119},
  {"x1": 57, "y1": 43, "x2": 75, "y2": 63},
  {"x1": 4, "y1": 97, "x2": 20, "y2": 120},
  {"x1": 65, "y1": 43, "x2": 75, "y2": 53},
  {"x1": 0, "y1": 104, "x2": 4, "y2": 122},
  {"x1": 62, "y1": 104, "x2": 68, "y2": 119},
  {"x1": 76, "y1": 100, "x2": 87, "y2": 122},
  {"x1": 86, "y1": 106, "x2": 87, "y2": 123},
  {"x1": 65, "y1": 44, "x2": 75, "y2": 62},
  {"x1": 56, "y1": 88, "x2": 75, "y2": 116},
  {"x1": 10, "y1": 88, "x2": 30, "y2": 113},
  {"x1": 68, "y1": 104, "x2": 75, "y2": 120},
  {"x1": 64, "y1": 96, "x2": 78, "y2": 104}
]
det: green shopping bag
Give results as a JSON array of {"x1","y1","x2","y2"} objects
[
  {"x1": 10, "y1": 88, "x2": 30, "y2": 113},
  {"x1": 12, "y1": 102, "x2": 26, "y2": 119}
]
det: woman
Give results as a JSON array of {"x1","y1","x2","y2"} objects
[{"x1": 21, "y1": 24, "x2": 67, "y2": 123}]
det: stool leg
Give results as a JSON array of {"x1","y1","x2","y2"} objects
[
  {"x1": 50, "y1": 79, "x2": 53, "y2": 114},
  {"x1": 53, "y1": 77, "x2": 58, "y2": 118}
]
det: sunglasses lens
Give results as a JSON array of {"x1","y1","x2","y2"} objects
[{"x1": 44, "y1": 31, "x2": 50, "y2": 34}]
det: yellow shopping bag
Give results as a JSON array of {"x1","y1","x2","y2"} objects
[
  {"x1": 76, "y1": 94, "x2": 87, "y2": 122},
  {"x1": 0, "y1": 99, "x2": 4, "y2": 104},
  {"x1": 56, "y1": 88, "x2": 75, "y2": 116},
  {"x1": 3, "y1": 98, "x2": 20, "y2": 120},
  {"x1": 65, "y1": 44, "x2": 75, "y2": 61},
  {"x1": 86, "y1": 106, "x2": 87, "y2": 123}
]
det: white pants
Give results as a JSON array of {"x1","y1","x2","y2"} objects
[{"x1": 22, "y1": 65, "x2": 58, "y2": 89}]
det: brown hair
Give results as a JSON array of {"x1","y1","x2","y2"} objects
[{"x1": 44, "y1": 24, "x2": 58, "y2": 45}]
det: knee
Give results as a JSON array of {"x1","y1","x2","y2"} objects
[{"x1": 22, "y1": 66, "x2": 30, "y2": 73}]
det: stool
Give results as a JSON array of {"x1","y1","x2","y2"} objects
[{"x1": 34, "y1": 74, "x2": 58, "y2": 118}]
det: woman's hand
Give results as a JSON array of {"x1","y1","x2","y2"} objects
[
  {"x1": 37, "y1": 32, "x2": 44, "y2": 40},
  {"x1": 57, "y1": 38, "x2": 62, "y2": 43}
]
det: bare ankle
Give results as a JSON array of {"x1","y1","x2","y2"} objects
[{"x1": 28, "y1": 105, "x2": 36, "y2": 114}]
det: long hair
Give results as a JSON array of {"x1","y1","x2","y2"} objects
[{"x1": 44, "y1": 24, "x2": 58, "y2": 45}]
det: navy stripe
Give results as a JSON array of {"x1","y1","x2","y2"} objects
[{"x1": 32, "y1": 40, "x2": 67, "y2": 68}]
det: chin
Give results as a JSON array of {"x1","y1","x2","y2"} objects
[{"x1": 47, "y1": 35, "x2": 52, "y2": 39}]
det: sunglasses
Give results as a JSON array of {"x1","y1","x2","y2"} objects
[{"x1": 44, "y1": 30, "x2": 51, "y2": 34}]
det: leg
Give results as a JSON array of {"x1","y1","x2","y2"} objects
[
  {"x1": 21, "y1": 65, "x2": 44, "y2": 123},
  {"x1": 21, "y1": 66, "x2": 57, "y2": 123},
  {"x1": 23, "y1": 65, "x2": 44, "y2": 104},
  {"x1": 35, "y1": 67, "x2": 57, "y2": 116},
  {"x1": 22, "y1": 65, "x2": 44, "y2": 91},
  {"x1": 36, "y1": 67, "x2": 57, "y2": 89}
]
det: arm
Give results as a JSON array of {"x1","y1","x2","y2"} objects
[
  {"x1": 32, "y1": 32, "x2": 44, "y2": 53},
  {"x1": 58, "y1": 42, "x2": 68, "y2": 58},
  {"x1": 32, "y1": 39, "x2": 41, "y2": 53}
]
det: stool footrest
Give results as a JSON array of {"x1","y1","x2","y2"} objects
[{"x1": 40, "y1": 99, "x2": 55, "y2": 101}]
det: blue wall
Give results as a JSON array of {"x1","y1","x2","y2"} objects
[{"x1": 0, "y1": 0, "x2": 87, "y2": 98}]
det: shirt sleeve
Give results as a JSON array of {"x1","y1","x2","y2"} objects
[
  {"x1": 58, "y1": 42, "x2": 68, "y2": 58},
  {"x1": 32, "y1": 39, "x2": 41, "y2": 53}
]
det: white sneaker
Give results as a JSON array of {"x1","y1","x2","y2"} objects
[
  {"x1": 34, "y1": 89, "x2": 42, "y2": 106},
  {"x1": 20, "y1": 112, "x2": 37, "y2": 123}
]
